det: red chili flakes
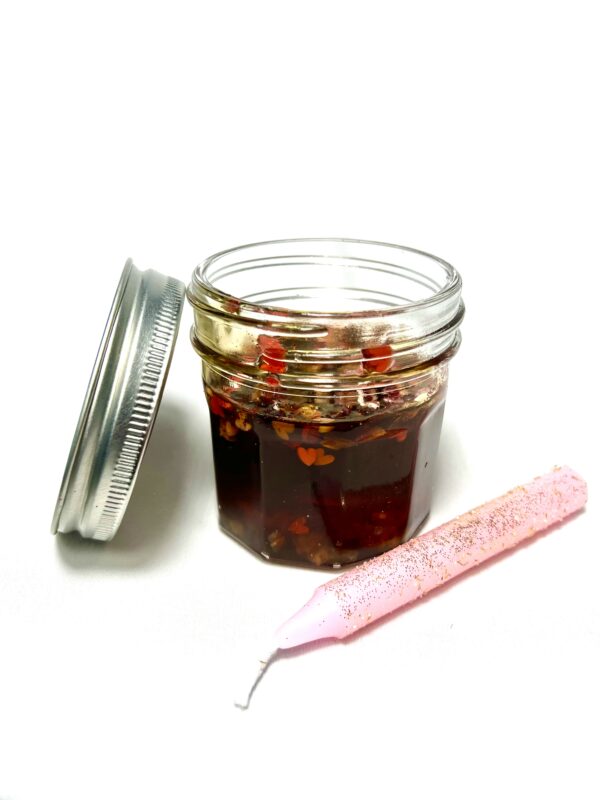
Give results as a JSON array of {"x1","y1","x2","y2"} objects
[
  {"x1": 209, "y1": 393, "x2": 232, "y2": 418},
  {"x1": 219, "y1": 419, "x2": 238, "y2": 442},
  {"x1": 390, "y1": 428, "x2": 408, "y2": 442},
  {"x1": 288, "y1": 516, "x2": 310, "y2": 535},
  {"x1": 264, "y1": 374, "x2": 281, "y2": 388},
  {"x1": 300, "y1": 426, "x2": 321, "y2": 444},
  {"x1": 272, "y1": 420, "x2": 295, "y2": 441},
  {"x1": 315, "y1": 450, "x2": 335, "y2": 466},
  {"x1": 362, "y1": 345, "x2": 394, "y2": 374},
  {"x1": 223, "y1": 297, "x2": 241, "y2": 314},
  {"x1": 258, "y1": 334, "x2": 287, "y2": 373},
  {"x1": 296, "y1": 447, "x2": 335, "y2": 466},
  {"x1": 297, "y1": 404, "x2": 320, "y2": 420},
  {"x1": 355, "y1": 426, "x2": 387, "y2": 444},
  {"x1": 234, "y1": 412, "x2": 252, "y2": 431},
  {"x1": 321, "y1": 437, "x2": 354, "y2": 450},
  {"x1": 297, "y1": 446, "x2": 317, "y2": 466}
]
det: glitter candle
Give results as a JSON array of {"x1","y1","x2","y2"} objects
[
  {"x1": 235, "y1": 467, "x2": 587, "y2": 707},
  {"x1": 275, "y1": 467, "x2": 587, "y2": 649}
]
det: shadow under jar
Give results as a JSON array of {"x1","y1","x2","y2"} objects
[{"x1": 187, "y1": 239, "x2": 464, "y2": 569}]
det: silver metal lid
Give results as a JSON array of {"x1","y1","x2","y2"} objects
[{"x1": 51, "y1": 259, "x2": 186, "y2": 541}]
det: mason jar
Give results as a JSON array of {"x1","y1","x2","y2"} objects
[{"x1": 186, "y1": 239, "x2": 464, "y2": 568}]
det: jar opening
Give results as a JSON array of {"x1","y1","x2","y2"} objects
[
  {"x1": 192, "y1": 238, "x2": 460, "y2": 317},
  {"x1": 187, "y1": 238, "x2": 464, "y2": 396}
]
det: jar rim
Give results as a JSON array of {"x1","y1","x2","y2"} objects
[{"x1": 189, "y1": 237, "x2": 461, "y2": 321}]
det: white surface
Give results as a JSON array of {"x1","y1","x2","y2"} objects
[{"x1": 1, "y1": 2, "x2": 598, "y2": 799}]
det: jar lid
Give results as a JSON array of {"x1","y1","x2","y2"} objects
[{"x1": 51, "y1": 259, "x2": 186, "y2": 541}]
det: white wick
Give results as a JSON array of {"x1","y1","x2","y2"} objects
[{"x1": 233, "y1": 645, "x2": 279, "y2": 710}]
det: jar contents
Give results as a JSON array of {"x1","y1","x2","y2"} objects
[
  {"x1": 206, "y1": 380, "x2": 446, "y2": 568},
  {"x1": 188, "y1": 239, "x2": 463, "y2": 569}
]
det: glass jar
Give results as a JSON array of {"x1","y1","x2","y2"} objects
[{"x1": 187, "y1": 239, "x2": 464, "y2": 568}]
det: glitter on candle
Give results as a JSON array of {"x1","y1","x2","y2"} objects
[{"x1": 235, "y1": 466, "x2": 587, "y2": 708}]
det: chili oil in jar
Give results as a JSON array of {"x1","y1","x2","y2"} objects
[{"x1": 187, "y1": 239, "x2": 464, "y2": 568}]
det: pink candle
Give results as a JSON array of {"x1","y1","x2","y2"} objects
[
  {"x1": 276, "y1": 466, "x2": 587, "y2": 649},
  {"x1": 235, "y1": 466, "x2": 587, "y2": 708}
]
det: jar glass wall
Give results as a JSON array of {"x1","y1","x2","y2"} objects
[{"x1": 187, "y1": 239, "x2": 464, "y2": 568}]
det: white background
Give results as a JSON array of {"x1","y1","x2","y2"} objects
[{"x1": 1, "y1": 2, "x2": 598, "y2": 798}]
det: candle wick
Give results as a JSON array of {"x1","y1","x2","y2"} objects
[{"x1": 234, "y1": 647, "x2": 279, "y2": 710}]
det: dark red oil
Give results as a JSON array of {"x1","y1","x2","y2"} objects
[{"x1": 208, "y1": 391, "x2": 445, "y2": 568}]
